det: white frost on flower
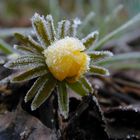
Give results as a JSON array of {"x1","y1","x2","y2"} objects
[
  {"x1": 88, "y1": 51, "x2": 114, "y2": 58},
  {"x1": 57, "y1": 18, "x2": 81, "y2": 39},
  {"x1": 46, "y1": 14, "x2": 56, "y2": 42},
  {"x1": 72, "y1": 18, "x2": 81, "y2": 37},
  {"x1": 43, "y1": 37, "x2": 86, "y2": 67},
  {"x1": 57, "y1": 20, "x2": 64, "y2": 39},
  {"x1": 92, "y1": 51, "x2": 113, "y2": 57},
  {"x1": 28, "y1": 35, "x2": 41, "y2": 47},
  {"x1": 43, "y1": 37, "x2": 90, "y2": 81},
  {"x1": 31, "y1": 13, "x2": 52, "y2": 47},
  {"x1": 82, "y1": 31, "x2": 99, "y2": 46},
  {"x1": 57, "y1": 20, "x2": 71, "y2": 39},
  {"x1": 73, "y1": 17, "x2": 81, "y2": 25}
]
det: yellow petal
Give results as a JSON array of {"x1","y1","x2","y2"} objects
[{"x1": 43, "y1": 37, "x2": 90, "y2": 82}]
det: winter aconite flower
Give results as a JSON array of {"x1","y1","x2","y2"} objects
[
  {"x1": 43, "y1": 37, "x2": 90, "y2": 82},
  {"x1": 4, "y1": 13, "x2": 113, "y2": 118}
]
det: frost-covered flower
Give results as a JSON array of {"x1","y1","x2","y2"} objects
[
  {"x1": 4, "y1": 13, "x2": 113, "y2": 118},
  {"x1": 43, "y1": 37, "x2": 90, "y2": 82}
]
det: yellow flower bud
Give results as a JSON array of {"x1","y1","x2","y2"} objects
[{"x1": 43, "y1": 37, "x2": 90, "y2": 82}]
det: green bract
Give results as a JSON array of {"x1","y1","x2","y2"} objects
[{"x1": 4, "y1": 13, "x2": 113, "y2": 119}]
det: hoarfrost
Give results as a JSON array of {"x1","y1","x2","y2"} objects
[
  {"x1": 82, "y1": 31, "x2": 99, "y2": 48},
  {"x1": 31, "y1": 13, "x2": 52, "y2": 48}
]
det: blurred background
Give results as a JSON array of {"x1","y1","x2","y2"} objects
[
  {"x1": 0, "y1": 0, "x2": 140, "y2": 35},
  {"x1": 0, "y1": 0, "x2": 140, "y2": 24}
]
